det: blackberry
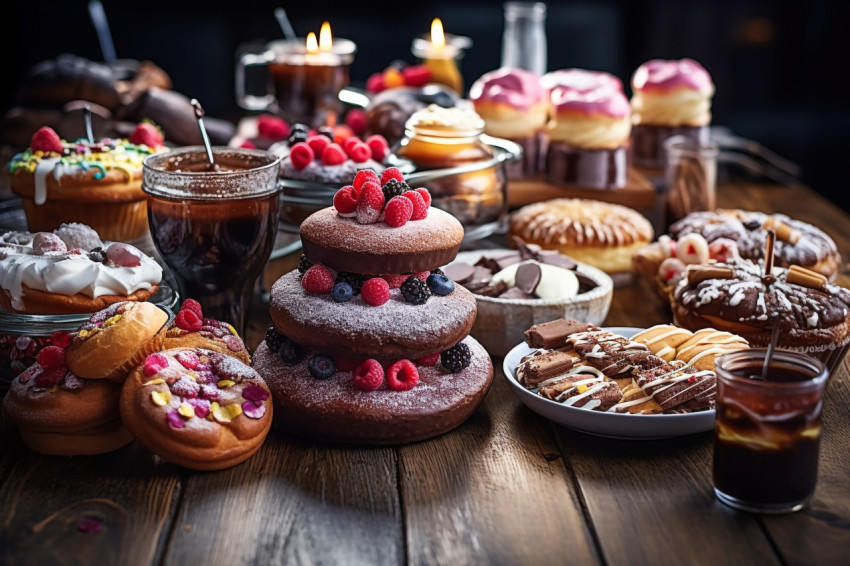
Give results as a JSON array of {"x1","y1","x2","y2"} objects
[
  {"x1": 291, "y1": 123, "x2": 309, "y2": 133},
  {"x1": 381, "y1": 178, "x2": 410, "y2": 203},
  {"x1": 264, "y1": 327, "x2": 286, "y2": 352},
  {"x1": 279, "y1": 338, "x2": 307, "y2": 365},
  {"x1": 430, "y1": 268, "x2": 445, "y2": 277},
  {"x1": 288, "y1": 130, "x2": 309, "y2": 147},
  {"x1": 87, "y1": 250, "x2": 105, "y2": 263},
  {"x1": 400, "y1": 276, "x2": 431, "y2": 305},
  {"x1": 297, "y1": 254, "x2": 313, "y2": 274},
  {"x1": 426, "y1": 273, "x2": 455, "y2": 296},
  {"x1": 336, "y1": 271, "x2": 365, "y2": 295},
  {"x1": 317, "y1": 126, "x2": 335, "y2": 142},
  {"x1": 307, "y1": 355, "x2": 336, "y2": 379},
  {"x1": 441, "y1": 343, "x2": 471, "y2": 373},
  {"x1": 331, "y1": 281, "x2": 354, "y2": 303},
  {"x1": 743, "y1": 219, "x2": 761, "y2": 231}
]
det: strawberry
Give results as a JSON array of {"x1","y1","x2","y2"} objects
[
  {"x1": 356, "y1": 182, "x2": 385, "y2": 224},
  {"x1": 301, "y1": 265, "x2": 335, "y2": 294},
  {"x1": 321, "y1": 143, "x2": 347, "y2": 166},
  {"x1": 361, "y1": 277, "x2": 390, "y2": 306},
  {"x1": 384, "y1": 196, "x2": 413, "y2": 227},
  {"x1": 353, "y1": 170, "x2": 379, "y2": 192},
  {"x1": 348, "y1": 142, "x2": 371, "y2": 163},
  {"x1": 380, "y1": 167, "x2": 404, "y2": 185},
  {"x1": 345, "y1": 108, "x2": 367, "y2": 136},
  {"x1": 333, "y1": 185, "x2": 359, "y2": 216},
  {"x1": 257, "y1": 114, "x2": 290, "y2": 140},
  {"x1": 129, "y1": 122, "x2": 164, "y2": 148},
  {"x1": 366, "y1": 135, "x2": 389, "y2": 162},
  {"x1": 289, "y1": 142, "x2": 314, "y2": 170},
  {"x1": 402, "y1": 65, "x2": 432, "y2": 87},
  {"x1": 30, "y1": 126, "x2": 63, "y2": 154},
  {"x1": 403, "y1": 190, "x2": 428, "y2": 220}
]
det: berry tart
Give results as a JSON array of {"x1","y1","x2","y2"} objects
[
  {"x1": 164, "y1": 299, "x2": 250, "y2": 364},
  {"x1": 120, "y1": 348, "x2": 273, "y2": 471},
  {"x1": 0, "y1": 224, "x2": 162, "y2": 314},
  {"x1": 2, "y1": 345, "x2": 133, "y2": 455},
  {"x1": 7, "y1": 122, "x2": 165, "y2": 241},
  {"x1": 253, "y1": 169, "x2": 494, "y2": 445}
]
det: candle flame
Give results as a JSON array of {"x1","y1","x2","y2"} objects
[
  {"x1": 319, "y1": 21, "x2": 333, "y2": 52},
  {"x1": 430, "y1": 18, "x2": 445, "y2": 48},
  {"x1": 306, "y1": 32, "x2": 318, "y2": 54}
]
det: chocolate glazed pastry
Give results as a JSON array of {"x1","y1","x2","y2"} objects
[{"x1": 546, "y1": 142, "x2": 628, "y2": 189}]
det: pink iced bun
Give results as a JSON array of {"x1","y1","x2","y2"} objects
[
  {"x1": 541, "y1": 68, "x2": 624, "y2": 94},
  {"x1": 470, "y1": 68, "x2": 548, "y2": 138},
  {"x1": 631, "y1": 59, "x2": 713, "y2": 95}
]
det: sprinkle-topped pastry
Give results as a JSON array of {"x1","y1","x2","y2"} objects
[{"x1": 7, "y1": 124, "x2": 165, "y2": 240}]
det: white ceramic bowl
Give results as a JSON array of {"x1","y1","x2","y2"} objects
[{"x1": 447, "y1": 249, "x2": 614, "y2": 356}]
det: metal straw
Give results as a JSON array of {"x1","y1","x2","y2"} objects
[
  {"x1": 83, "y1": 104, "x2": 94, "y2": 143},
  {"x1": 190, "y1": 99, "x2": 216, "y2": 168},
  {"x1": 88, "y1": 0, "x2": 116, "y2": 64},
  {"x1": 760, "y1": 229, "x2": 778, "y2": 380},
  {"x1": 274, "y1": 8, "x2": 297, "y2": 40}
]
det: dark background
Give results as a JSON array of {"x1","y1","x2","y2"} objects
[{"x1": 2, "y1": 0, "x2": 848, "y2": 209}]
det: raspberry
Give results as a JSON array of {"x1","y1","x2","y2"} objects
[
  {"x1": 382, "y1": 274, "x2": 408, "y2": 289},
  {"x1": 400, "y1": 276, "x2": 430, "y2": 305},
  {"x1": 348, "y1": 142, "x2": 371, "y2": 163},
  {"x1": 50, "y1": 330, "x2": 73, "y2": 349},
  {"x1": 302, "y1": 265, "x2": 335, "y2": 294},
  {"x1": 331, "y1": 281, "x2": 354, "y2": 302},
  {"x1": 366, "y1": 72, "x2": 386, "y2": 93},
  {"x1": 402, "y1": 65, "x2": 432, "y2": 87},
  {"x1": 129, "y1": 122, "x2": 164, "y2": 148},
  {"x1": 32, "y1": 232, "x2": 67, "y2": 255},
  {"x1": 321, "y1": 143, "x2": 347, "y2": 166},
  {"x1": 34, "y1": 366, "x2": 66, "y2": 388},
  {"x1": 415, "y1": 187, "x2": 432, "y2": 208},
  {"x1": 356, "y1": 182, "x2": 385, "y2": 224},
  {"x1": 384, "y1": 196, "x2": 413, "y2": 227},
  {"x1": 345, "y1": 108, "x2": 367, "y2": 136},
  {"x1": 144, "y1": 353, "x2": 169, "y2": 377},
  {"x1": 257, "y1": 114, "x2": 290, "y2": 140},
  {"x1": 174, "y1": 309, "x2": 203, "y2": 332},
  {"x1": 175, "y1": 350, "x2": 200, "y2": 370},
  {"x1": 382, "y1": 178, "x2": 410, "y2": 203},
  {"x1": 297, "y1": 254, "x2": 313, "y2": 274},
  {"x1": 380, "y1": 167, "x2": 405, "y2": 185},
  {"x1": 342, "y1": 136, "x2": 361, "y2": 154},
  {"x1": 352, "y1": 359, "x2": 384, "y2": 391},
  {"x1": 386, "y1": 360, "x2": 420, "y2": 391},
  {"x1": 30, "y1": 126, "x2": 63, "y2": 154},
  {"x1": 416, "y1": 352, "x2": 441, "y2": 367},
  {"x1": 306, "y1": 135, "x2": 330, "y2": 158},
  {"x1": 36, "y1": 345, "x2": 65, "y2": 371},
  {"x1": 403, "y1": 190, "x2": 428, "y2": 220},
  {"x1": 333, "y1": 356, "x2": 360, "y2": 372},
  {"x1": 171, "y1": 376, "x2": 200, "y2": 398},
  {"x1": 239, "y1": 140, "x2": 257, "y2": 149},
  {"x1": 279, "y1": 338, "x2": 307, "y2": 364},
  {"x1": 105, "y1": 242, "x2": 142, "y2": 267},
  {"x1": 427, "y1": 273, "x2": 455, "y2": 296},
  {"x1": 336, "y1": 272, "x2": 365, "y2": 295},
  {"x1": 333, "y1": 185, "x2": 359, "y2": 215},
  {"x1": 361, "y1": 277, "x2": 390, "y2": 306},
  {"x1": 181, "y1": 299, "x2": 203, "y2": 318},
  {"x1": 414, "y1": 271, "x2": 430, "y2": 281},
  {"x1": 366, "y1": 135, "x2": 390, "y2": 162},
  {"x1": 289, "y1": 142, "x2": 314, "y2": 170},
  {"x1": 441, "y1": 343, "x2": 471, "y2": 373},
  {"x1": 353, "y1": 169, "x2": 379, "y2": 192},
  {"x1": 307, "y1": 355, "x2": 336, "y2": 379}
]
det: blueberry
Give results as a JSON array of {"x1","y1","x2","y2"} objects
[
  {"x1": 331, "y1": 281, "x2": 354, "y2": 303},
  {"x1": 317, "y1": 126, "x2": 335, "y2": 141},
  {"x1": 307, "y1": 355, "x2": 336, "y2": 379},
  {"x1": 426, "y1": 273, "x2": 455, "y2": 296},
  {"x1": 291, "y1": 123, "x2": 309, "y2": 133}
]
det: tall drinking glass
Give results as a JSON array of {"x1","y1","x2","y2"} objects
[{"x1": 142, "y1": 147, "x2": 281, "y2": 336}]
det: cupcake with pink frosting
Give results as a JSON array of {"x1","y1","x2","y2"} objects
[
  {"x1": 469, "y1": 68, "x2": 548, "y2": 178},
  {"x1": 630, "y1": 58, "x2": 714, "y2": 169},
  {"x1": 543, "y1": 69, "x2": 632, "y2": 189}
]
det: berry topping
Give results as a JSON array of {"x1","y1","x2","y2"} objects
[
  {"x1": 105, "y1": 242, "x2": 142, "y2": 267},
  {"x1": 402, "y1": 65, "x2": 432, "y2": 87},
  {"x1": 400, "y1": 276, "x2": 431, "y2": 305},
  {"x1": 291, "y1": 123, "x2": 309, "y2": 133},
  {"x1": 279, "y1": 337, "x2": 307, "y2": 365},
  {"x1": 415, "y1": 187, "x2": 432, "y2": 208},
  {"x1": 317, "y1": 126, "x2": 335, "y2": 142},
  {"x1": 174, "y1": 309, "x2": 203, "y2": 332},
  {"x1": 257, "y1": 114, "x2": 290, "y2": 140},
  {"x1": 382, "y1": 178, "x2": 410, "y2": 203},
  {"x1": 32, "y1": 232, "x2": 67, "y2": 255},
  {"x1": 129, "y1": 122, "x2": 164, "y2": 148},
  {"x1": 171, "y1": 375, "x2": 200, "y2": 398},
  {"x1": 333, "y1": 356, "x2": 360, "y2": 372},
  {"x1": 321, "y1": 143, "x2": 347, "y2": 166},
  {"x1": 380, "y1": 167, "x2": 405, "y2": 186},
  {"x1": 50, "y1": 330, "x2": 73, "y2": 349},
  {"x1": 144, "y1": 353, "x2": 169, "y2": 377},
  {"x1": 403, "y1": 190, "x2": 428, "y2": 220},
  {"x1": 342, "y1": 136, "x2": 362, "y2": 154},
  {"x1": 386, "y1": 359, "x2": 420, "y2": 391},
  {"x1": 302, "y1": 264, "x2": 336, "y2": 294},
  {"x1": 366, "y1": 72, "x2": 386, "y2": 93},
  {"x1": 34, "y1": 366, "x2": 67, "y2": 388},
  {"x1": 384, "y1": 196, "x2": 414, "y2": 227},
  {"x1": 348, "y1": 142, "x2": 372, "y2": 163},
  {"x1": 175, "y1": 350, "x2": 200, "y2": 369},
  {"x1": 441, "y1": 343, "x2": 472, "y2": 373},
  {"x1": 382, "y1": 274, "x2": 408, "y2": 289},
  {"x1": 366, "y1": 135, "x2": 390, "y2": 162},
  {"x1": 333, "y1": 185, "x2": 359, "y2": 215},
  {"x1": 30, "y1": 126, "x2": 63, "y2": 154},
  {"x1": 336, "y1": 272, "x2": 365, "y2": 295},
  {"x1": 345, "y1": 108, "x2": 367, "y2": 136},
  {"x1": 352, "y1": 359, "x2": 384, "y2": 391},
  {"x1": 356, "y1": 182, "x2": 385, "y2": 224},
  {"x1": 87, "y1": 250, "x2": 105, "y2": 263},
  {"x1": 332, "y1": 124, "x2": 355, "y2": 145},
  {"x1": 289, "y1": 142, "x2": 314, "y2": 170},
  {"x1": 36, "y1": 345, "x2": 65, "y2": 371},
  {"x1": 288, "y1": 128, "x2": 309, "y2": 147},
  {"x1": 382, "y1": 67, "x2": 405, "y2": 88},
  {"x1": 306, "y1": 135, "x2": 331, "y2": 157},
  {"x1": 181, "y1": 299, "x2": 204, "y2": 319},
  {"x1": 415, "y1": 352, "x2": 441, "y2": 367},
  {"x1": 353, "y1": 169, "x2": 379, "y2": 191},
  {"x1": 239, "y1": 140, "x2": 257, "y2": 149},
  {"x1": 426, "y1": 273, "x2": 455, "y2": 296},
  {"x1": 361, "y1": 277, "x2": 390, "y2": 306},
  {"x1": 331, "y1": 281, "x2": 354, "y2": 303},
  {"x1": 307, "y1": 355, "x2": 337, "y2": 379},
  {"x1": 187, "y1": 397, "x2": 212, "y2": 418},
  {"x1": 297, "y1": 254, "x2": 313, "y2": 274}
]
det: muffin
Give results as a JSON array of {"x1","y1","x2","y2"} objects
[
  {"x1": 7, "y1": 123, "x2": 164, "y2": 241},
  {"x1": 630, "y1": 59, "x2": 714, "y2": 170},
  {"x1": 470, "y1": 67, "x2": 548, "y2": 178}
]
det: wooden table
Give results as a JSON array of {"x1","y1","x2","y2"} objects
[{"x1": 1, "y1": 180, "x2": 849, "y2": 566}]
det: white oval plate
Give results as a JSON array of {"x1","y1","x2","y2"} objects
[{"x1": 503, "y1": 327, "x2": 716, "y2": 439}]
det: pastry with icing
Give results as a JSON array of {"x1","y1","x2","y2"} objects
[
  {"x1": 7, "y1": 123, "x2": 165, "y2": 241},
  {"x1": 632, "y1": 324, "x2": 748, "y2": 371},
  {"x1": 163, "y1": 299, "x2": 250, "y2": 365},
  {"x1": 120, "y1": 348, "x2": 272, "y2": 471}
]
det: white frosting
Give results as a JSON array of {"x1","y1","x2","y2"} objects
[
  {"x1": 34, "y1": 157, "x2": 61, "y2": 205},
  {"x1": 491, "y1": 260, "x2": 579, "y2": 301},
  {"x1": 0, "y1": 247, "x2": 162, "y2": 310}
]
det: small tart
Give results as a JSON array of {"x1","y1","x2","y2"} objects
[{"x1": 164, "y1": 319, "x2": 250, "y2": 365}]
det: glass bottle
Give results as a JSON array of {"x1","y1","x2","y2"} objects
[{"x1": 501, "y1": 2, "x2": 547, "y2": 75}]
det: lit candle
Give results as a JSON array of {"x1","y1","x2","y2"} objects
[{"x1": 415, "y1": 18, "x2": 463, "y2": 94}]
